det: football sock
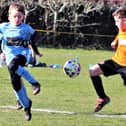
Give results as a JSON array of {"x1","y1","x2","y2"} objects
[
  {"x1": 120, "y1": 75, "x2": 126, "y2": 86},
  {"x1": 91, "y1": 76, "x2": 107, "y2": 98},
  {"x1": 16, "y1": 65, "x2": 37, "y2": 85},
  {"x1": 14, "y1": 85, "x2": 29, "y2": 108}
]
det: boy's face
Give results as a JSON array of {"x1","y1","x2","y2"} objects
[
  {"x1": 114, "y1": 16, "x2": 126, "y2": 32},
  {"x1": 8, "y1": 9, "x2": 24, "y2": 26}
]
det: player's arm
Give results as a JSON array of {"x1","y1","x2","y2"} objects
[
  {"x1": 30, "y1": 31, "x2": 43, "y2": 57},
  {"x1": 0, "y1": 40, "x2": 2, "y2": 54},
  {"x1": 0, "y1": 33, "x2": 3, "y2": 54},
  {"x1": 111, "y1": 36, "x2": 118, "y2": 49}
]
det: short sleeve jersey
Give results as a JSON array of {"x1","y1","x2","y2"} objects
[
  {"x1": 0, "y1": 22, "x2": 35, "y2": 65},
  {"x1": 112, "y1": 31, "x2": 126, "y2": 66}
]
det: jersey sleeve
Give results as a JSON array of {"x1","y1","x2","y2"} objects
[
  {"x1": 113, "y1": 35, "x2": 118, "y2": 44},
  {"x1": 27, "y1": 24, "x2": 35, "y2": 35}
]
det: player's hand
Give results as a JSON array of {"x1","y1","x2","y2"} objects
[
  {"x1": 111, "y1": 41, "x2": 118, "y2": 49},
  {"x1": 0, "y1": 53, "x2": 6, "y2": 61}
]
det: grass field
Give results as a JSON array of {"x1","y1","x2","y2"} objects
[{"x1": 1, "y1": 48, "x2": 126, "y2": 126}]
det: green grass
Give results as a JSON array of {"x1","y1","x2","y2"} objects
[{"x1": 0, "y1": 48, "x2": 126, "y2": 126}]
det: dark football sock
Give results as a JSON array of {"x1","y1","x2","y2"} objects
[{"x1": 91, "y1": 76, "x2": 107, "y2": 98}]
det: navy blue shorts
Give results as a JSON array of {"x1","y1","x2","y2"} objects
[{"x1": 98, "y1": 59, "x2": 126, "y2": 78}]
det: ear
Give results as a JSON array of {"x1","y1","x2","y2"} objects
[
  {"x1": 123, "y1": 18, "x2": 126, "y2": 24},
  {"x1": 8, "y1": 15, "x2": 10, "y2": 21}
]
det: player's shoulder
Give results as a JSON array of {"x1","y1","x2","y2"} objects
[
  {"x1": 21, "y1": 23, "x2": 32, "y2": 28},
  {"x1": 0, "y1": 22, "x2": 9, "y2": 26},
  {"x1": 0, "y1": 22, "x2": 10, "y2": 30},
  {"x1": 21, "y1": 23, "x2": 34, "y2": 31}
]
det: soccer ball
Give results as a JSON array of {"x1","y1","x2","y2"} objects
[{"x1": 63, "y1": 58, "x2": 81, "y2": 78}]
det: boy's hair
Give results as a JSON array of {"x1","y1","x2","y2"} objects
[
  {"x1": 112, "y1": 6, "x2": 126, "y2": 18},
  {"x1": 8, "y1": 2, "x2": 25, "y2": 15}
]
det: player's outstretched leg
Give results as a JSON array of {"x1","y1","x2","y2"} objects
[
  {"x1": 94, "y1": 96, "x2": 110, "y2": 112},
  {"x1": 24, "y1": 100, "x2": 32, "y2": 121},
  {"x1": 15, "y1": 82, "x2": 40, "y2": 110},
  {"x1": 16, "y1": 100, "x2": 23, "y2": 110},
  {"x1": 16, "y1": 66, "x2": 41, "y2": 95},
  {"x1": 14, "y1": 85, "x2": 32, "y2": 121},
  {"x1": 32, "y1": 82, "x2": 41, "y2": 95}
]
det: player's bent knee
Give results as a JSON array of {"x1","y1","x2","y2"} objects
[
  {"x1": 89, "y1": 64, "x2": 102, "y2": 76},
  {"x1": 89, "y1": 69, "x2": 96, "y2": 76},
  {"x1": 8, "y1": 62, "x2": 18, "y2": 73}
]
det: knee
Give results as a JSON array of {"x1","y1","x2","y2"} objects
[
  {"x1": 8, "y1": 62, "x2": 18, "y2": 73},
  {"x1": 89, "y1": 68, "x2": 96, "y2": 77},
  {"x1": 10, "y1": 75, "x2": 22, "y2": 91},
  {"x1": 89, "y1": 68, "x2": 93, "y2": 76},
  {"x1": 89, "y1": 64, "x2": 102, "y2": 76},
  {"x1": 13, "y1": 84, "x2": 21, "y2": 91}
]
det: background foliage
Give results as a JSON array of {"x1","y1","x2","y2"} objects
[{"x1": 0, "y1": 0, "x2": 125, "y2": 49}]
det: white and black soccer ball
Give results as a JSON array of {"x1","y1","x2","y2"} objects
[{"x1": 63, "y1": 58, "x2": 81, "y2": 78}]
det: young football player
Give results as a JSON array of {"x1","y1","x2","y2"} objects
[
  {"x1": 0, "y1": 2, "x2": 42, "y2": 121},
  {"x1": 89, "y1": 6, "x2": 126, "y2": 112}
]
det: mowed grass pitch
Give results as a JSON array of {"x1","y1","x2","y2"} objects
[{"x1": 0, "y1": 48, "x2": 126, "y2": 126}]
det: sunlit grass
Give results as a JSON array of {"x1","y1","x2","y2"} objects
[{"x1": 0, "y1": 48, "x2": 126, "y2": 126}]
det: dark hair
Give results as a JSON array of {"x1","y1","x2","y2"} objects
[
  {"x1": 112, "y1": 6, "x2": 126, "y2": 18},
  {"x1": 8, "y1": 2, "x2": 25, "y2": 15}
]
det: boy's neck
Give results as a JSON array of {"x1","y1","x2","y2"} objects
[{"x1": 10, "y1": 22, "x2": 22, "y2": 26}]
